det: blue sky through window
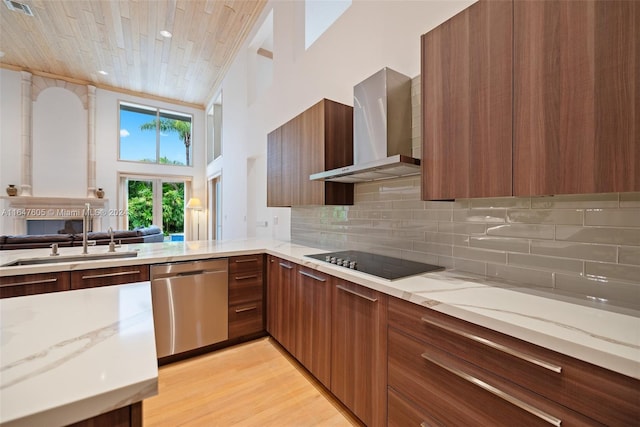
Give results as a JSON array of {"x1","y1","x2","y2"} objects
[{"x1": 119, "y1": 104, "x2": 191, "y2": 165}]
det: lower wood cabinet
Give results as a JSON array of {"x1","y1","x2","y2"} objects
[
  {"x1": 228, "y1": 255, "x2": 265, "y2": 339},
  {"x1": 266, "y1": 256, "x2": 297, "y2": 354},
  {"x1": 70, "y1": 265, "x2": 150, "y2": 289},
  {"x1": 66, "y1": 401, "x2": 141, "y2": 427},
  {"x1": 387, "y1": 296, "x2": 640, "y2": 426},
  {"x1": 0, "y1": 272, "x2": 70, "y2": 298},
  {"x1": 296, "y1": 266, "x2": 332, "y2": 388},
  {"x1": 332, "y1": 279, "x2": 387, "y2": 427}
]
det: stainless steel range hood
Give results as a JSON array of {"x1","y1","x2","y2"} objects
[{"x1": 310, "y1": 68, "x2": 420, "y2": 183}]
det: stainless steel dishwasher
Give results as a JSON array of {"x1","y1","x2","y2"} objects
[{"x1": 151, "y1": 259, "x2": 228, "y2": 358}]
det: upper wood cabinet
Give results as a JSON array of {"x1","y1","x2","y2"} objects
[
  {"x1": 513, "y1": 0, "x2": 640, "y2": 195},
  {"x1": 267, "y1": 99, "x2": 354, "y2": 206},
  {"x1": 422, "y1": 0, "x2": 513, "y2": 200},
  {"x1": 422, "y1": 0, "x2": 640, "y2": 200}
]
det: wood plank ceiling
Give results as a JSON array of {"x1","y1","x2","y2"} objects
[{"x1": 0, "y1": 0, "x2": 267, "y2": 107}]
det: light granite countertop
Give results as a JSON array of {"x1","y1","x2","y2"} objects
[
  {"x1": 0, "y1": 282, "x2": 158, "y2": 427},
  {"x1": 1, "y1": 239, "x2": 638, "y2": 382}
]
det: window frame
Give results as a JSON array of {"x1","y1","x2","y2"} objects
[{"x1": 118, "y1": 101, "x2": 194, "y2": 167}]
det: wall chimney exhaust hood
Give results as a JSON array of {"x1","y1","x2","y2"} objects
[{"x1": 310, "y1": 68, "x2": 420, "y2": 183}]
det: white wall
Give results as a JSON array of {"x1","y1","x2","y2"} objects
[
  {"x1": 211, "y1": 0, "x2": 475, "y2": 240},
  {"x1": 0, "y1": 68, "x2": 205, "y2": 236}
]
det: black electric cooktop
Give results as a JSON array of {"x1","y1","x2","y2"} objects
[{"x1": 305, "y1": 250, "x2": 443, "y2": 280}]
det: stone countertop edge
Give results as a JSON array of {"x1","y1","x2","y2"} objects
[
  {"x1": 0, "y1": 282, "x2": 158, "y2": 427},
  {"x1": 0, "y1": 238, "x2": 638, "y2": 381}
]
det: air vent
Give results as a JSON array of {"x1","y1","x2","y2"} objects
[{"x1": 4, "y1": 0, "x2": 34, "y2": 16}]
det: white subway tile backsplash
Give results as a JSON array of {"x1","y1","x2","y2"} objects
[{"x1": 291, "y1": 181, "x2": 639, "y2": 304}]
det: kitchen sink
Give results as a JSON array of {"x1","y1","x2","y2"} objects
[{"x1": 2, "y1": 251, "x2": 139, "y2": 267}]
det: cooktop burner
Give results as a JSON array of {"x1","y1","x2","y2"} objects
[{"x1": 305, "y1": 250, "x2": 443, "y2": 280}]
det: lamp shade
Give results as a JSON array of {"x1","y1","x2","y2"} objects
[{"x1": 186, "y1": 197, "x2": 203, "y2": 210}]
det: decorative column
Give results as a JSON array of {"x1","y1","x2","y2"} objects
[
  {"x1": 20, "y1": 71, "x2": 33, "y2": 196},
  {"x1": 87, "y1": 85, "x2": 97, "y2": 197}
]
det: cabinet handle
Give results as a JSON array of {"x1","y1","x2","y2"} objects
[
  {"x1": 336, "y1": 284, "x2": 377, "y2": 302},
  {"x1": 420, "y1": 317, "x2": 562, "y2": 374},
  {"x1": 278, "y1": 262, "x2": 293, "y2": 270},
  {"x1": 235, "y1": 274, "x2": 258, "y2": 280},
  {"x1": 235, "y1": 305, "x2": 257, "y2": 313},
  {"x1": 235, "y1": 258, "x2": 258, "y2": 263},
  {"x1": 298, "y1": 270, "x2": 326, "y2": 282},
  {"x1": 81, "y1": 270, "x2": 141, "y2": 280},
  {"x1": 421, "y1": 353, "x2": 562, "y2": 427},
  {"x1": 0, "y1": 277, "x2": 57, "y2": 288}
]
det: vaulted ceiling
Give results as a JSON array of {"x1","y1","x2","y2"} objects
[{"x1": 0, "y1": 0, "x2": 267, "y2": 107}]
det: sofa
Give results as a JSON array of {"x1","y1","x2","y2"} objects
[{"x1": 0, "y1": 226, "x2": 164, "y2": 250}]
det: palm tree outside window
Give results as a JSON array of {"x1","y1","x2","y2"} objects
[{"x1": 119, "y1": 102, "x2": 192, "y2": 166}]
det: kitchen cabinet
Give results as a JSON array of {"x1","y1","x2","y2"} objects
[
  {"x1": 0, "y1": 271, "x2": 70, "y2": 299},
  {"x1": 70, "y1": 265, "x2": 150, "y2": 289},
  {"x1": 68, "y1": 402, "x2": 141, "y2": 427},
  {"x1": 228, "y1": 255, "x2": 265, "y2": 339},
  {"x1": 513, "y1": 0, "x2": 640, "y2": 195},
  {"x1": 422, "y1": 0, "x2": 639, "y2": 200},
  {"x1": 387, "y1": 296, "x2": 640, "y2": 426},
  {"x1": 295, "y1": 265, "x2": 332, "y2": 388},
  {"x1": 267, "y1": 98, "x2": 354, "y2": 206},
  {"x1": 421, "y1": 0, "x2": 513, "y2": 200},
  {"x1": 266, "y1": 256, "x2": 297, "y2": 355},
  {"x1": 331, "y1": 279, "x2": 387, "y2": 427}
]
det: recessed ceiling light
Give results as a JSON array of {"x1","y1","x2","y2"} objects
[
  {"x1": 160, "y1": 30, "x2": 172, "y2": 38},
  {"x1": 98, "y1": 70, "x2": 108, "y2": 75}
]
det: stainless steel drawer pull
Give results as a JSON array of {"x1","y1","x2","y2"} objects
[
  {"x1": 421, "y1": 317, "x2": 562, "y2": 374},
  {"x1": 336, "y1": 285, "x2": 377, "y2": 302},
  {"x1": 298, "y1": 270, "x2": 326, "y2": 282},
  {"x1": 235, "y1": 305, "x2": 257, "y2": 313},
  {"x1": 235, "y1": 274, "x2": 258, "y2": 280},
  {"x1": 421, "y1": 353, "x2": 562, "y2": 427},
  {"x1": 1, "y1": 277, "x2": 57, "y2": 287},
  {"x1": 235, "y1": 258, "x2": 258, "y2": 263},
  {"x1": 81, "y1": 270, "x2": 141, "y2": 280},
  {"x1": 279, "y1": 262, "x2": 293, "y2": 269}
]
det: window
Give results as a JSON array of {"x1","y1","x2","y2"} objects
[
  {"x1": 305, "y1": 0, "x2": 351, "y2": 50},
  {"x1": 122, "y1": 175, "x2": 189, "y2": 239},
  {"x1": 207, "y1": 92, "x2": 223, "y2": 163},
  {"x1": 119, "y1": 102, "x2": 193, "y2": 166}
]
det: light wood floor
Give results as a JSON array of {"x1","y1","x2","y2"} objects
[{"x1": 143, "y1": 337, "x2": 362, "y2": 426}]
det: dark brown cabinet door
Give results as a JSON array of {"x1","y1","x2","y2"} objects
[
  {"x1": 267, "y1": 128, "x2": 285, "y2": 207},
  {"x1": 514, "y1": 0, "x2": 640, "y2": 196},
  {"x1": 421, "y1": 0, "x2": 513, "y2": 200},
  {"x1": 331, "y1": 279, "x2": 387, "y2": 427},
  {"x1": 266, "y1": 99, "x2": 354, "y2": 206},
  {"x1": 70, "y1": 265, "x2": 150, "y2": 289},
  {"x1": 0, "y1": 272, "x2": 70, "y2": 298},
  {"x1": 295, "y1": 266, "x2": 332, "y2": 388},
  {"x1": 266, "y1": 256, "x2": 297, "y2": 355}
]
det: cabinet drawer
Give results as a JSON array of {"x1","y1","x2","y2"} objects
[
  {"x1": 388, "y1": 297, "x2": 640, "y2": 426},
  {"x1": 388, "y1": 328, "x2": 597, "y2": 426},
  {"x1": 388, "y1": 387, "x2": 443, "y2": 427},
  {"x1": 229, "y1": 271, "x2": 263, "y2": 305},
  {"x1": 228, "y1": 254, "x2": 264, "y2": 274},
  {"x1": 0, "y1": 272, "x2": 70, "y2": 298},
  {"x1": 228, "y1": 300, "x2": 264, "y2": 339},
  {"x1": 70, "y1": 265, "x2": 150, "y2": 289}
]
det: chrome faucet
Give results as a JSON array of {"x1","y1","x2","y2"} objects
[
  {"x1": 107, "y1": 226, "x2": 120, "y2": 252},
  {"x1": 82, "y1": 203, "x2": 91, "y2": 254}
]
